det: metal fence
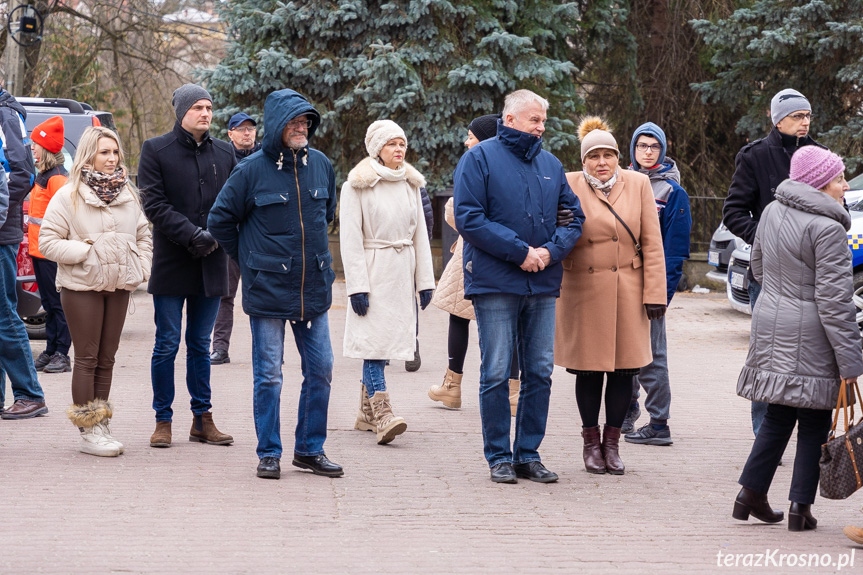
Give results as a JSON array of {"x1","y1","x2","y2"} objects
[{"x1": 688, "y1": 196, "x2": 725, "y2": 253}]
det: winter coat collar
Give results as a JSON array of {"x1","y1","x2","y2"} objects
[
  {"x1": 234, "y1": 142, "x2": 262, "y2": 160},
  {"x1": 766, "y1": 127, "x2": 822, "y2": 154},
  {"x1": 173, "y1": 122, "x2": 212, "y2": 149},
  {"x1": 496, "y1": 120, "x2": 543, "y2": 162},
  {"x1": 347, "y1": 157, "x2": 426, "y2": 190},
  {"x1": 633, "y1": 158, "x2": 680, "y2": 184},
  {"x1": 75, "y1": 182, "x2": 137, "y2": 208},
  {"x1": 775, "y1": 179, "x2": 851, "y2": 230}
]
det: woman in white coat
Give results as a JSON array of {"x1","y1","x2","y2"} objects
[
  {"x1": 39, "y1": 126, "x2": 153, "y2": 457},
  {"x1": 340, "y1": 120, "x2": 435, "y2": 445}
]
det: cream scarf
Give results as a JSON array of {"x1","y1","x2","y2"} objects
[{"x1": 370, "y1": 158, "x2": 406, "y2": 182}]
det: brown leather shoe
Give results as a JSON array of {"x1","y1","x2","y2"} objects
[
  {"x1": 602, "y1": 425, "x2": 625, "y2": 475},
  {"x1": 0, "y1": 399, "x2": 48, "y2": 420},
  {"x1": 581, "y1": 426, "x2": 606, "y2": 474},
  {"x1": 150, "y1": 421, "x2": 172, "y2": 447},
  {"x1": 189, "y1": 412, "x2": 233, "y2": 445}
]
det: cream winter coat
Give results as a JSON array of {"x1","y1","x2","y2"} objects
[
  {"x1": 39, "y1": 181, "x2": 153, "y2": 293},
  {"x1": 340, "y1": 158, "x2": 435, "y2": 360},
  {"x1": 430, "y1": 197, "x2": 474, "y2": 320}
]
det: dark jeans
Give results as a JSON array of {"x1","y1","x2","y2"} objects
[
  {"x1": 212, "y1": 259, "x2": 241, "y2": 353},
  {"x1": 31, "y1": 256, "x2": 71, "y2": 355},
  {"x1": 150, "y1": 294, "x2": 221, "y2": 422},
  {"x1": 739, "y1": 403, "x2": 831, "y2": 504},
  {"x1": 748, "y1": 280, "x2": 768, "y2": 435}
]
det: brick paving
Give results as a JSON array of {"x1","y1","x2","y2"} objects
[{"x1": 2, "y1": 282, "x2": 862, "y2": 574}]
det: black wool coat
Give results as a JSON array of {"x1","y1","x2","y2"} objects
[{"x1": 139, "y1": 123, "x2": 237, "y2": 297}]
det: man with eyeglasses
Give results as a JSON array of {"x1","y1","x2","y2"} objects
[
  {"x1": 209, "y1": 89, "x2": 343, "y2": 480},
  {"x1": 210, "y1": 112, "x2": 263, "y2": 367},
  {"x1": 621, "y1": 123, "x2": 691, "y2": 446},
  {"x1": 723, "y1": 88, "x2": 827, "y2": 438}
]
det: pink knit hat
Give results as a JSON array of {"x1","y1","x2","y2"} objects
[{"x1": 790, "y1": 146, "x2": 845, "y2": 190}]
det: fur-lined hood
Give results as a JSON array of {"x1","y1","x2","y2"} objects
[{"x1": 346, "y1": 157, "x2": 426, "y2": 190}]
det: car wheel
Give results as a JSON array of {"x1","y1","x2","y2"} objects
[
  {"x1": 854, "y1": 271, "x2": 863, "y2": 332},
  {"x1": 24, "y1": 312, "x2": 47, "y2": 340}
]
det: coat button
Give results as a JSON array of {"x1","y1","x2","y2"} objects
[
  {"x1": 611, "y1": 266, "x2": 617, "y2": 272},
  {"x1": 613, "y1": 236, "x2": 618, "y2": 242},
  {"x1": 588, "y1": 267, "x2": 594, "y2": 273},
  {"x1": 200, "y1": 179, "x2": 205, "y2": 185},
  {"x1": 196, "y1": 150, "x2": 200, "y2": 156}
]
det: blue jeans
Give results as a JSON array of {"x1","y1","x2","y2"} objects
[
  {"x1": 249, "y1": 314, "x2": 333, "y2": 459},
  {"x1": 151, "y1": 294, "x2": 221, "y2": 421},
  {"x1": 748, "y1": 280, "x2": 768, "y2": 436},
  {"x1": 0, "y1": 244, "x2": 43, "y2": 402},
  {"x1": 473, "y1": 293, "x2": 556, "y2": 468},
  {"x1": 632, "y1": 316, "x2": 670, "y2": 424},
  {"x1": 363, "y1": 360, "x2": 387, "y2": 397}
]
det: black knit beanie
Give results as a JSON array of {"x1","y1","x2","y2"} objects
[{"x1": 468, "y1": 114, "x2": 501, "y2": 142}]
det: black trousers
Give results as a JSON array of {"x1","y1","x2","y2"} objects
[
  {"x1": 31, "y1": 256, "x2": 71, "y2": 355},
  {"x1": 738, "y1": 403, "x2": 832, "y2": 505},
  {"x1": 212, "y1": 259, "x2": 241, "y2": 352}
]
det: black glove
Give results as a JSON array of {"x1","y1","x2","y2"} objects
[
  {"x1": 644, "y1": 303, "x2": 667, "y2": 321},
  {"x1": 556, "y1": 205, "x2": 574, "y2": 227},
  {"x1": 419, "y1": 289, "x2": 433, "y2": 310},
  {"x1": 188, "y1": 228, "x2": 219, "y2": 258},
  {"x1": 350, "y1": 293, "x2": 369, "y2": 316}
]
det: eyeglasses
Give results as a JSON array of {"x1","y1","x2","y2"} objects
[
  {"x1": 231, "y1": 126, "x2": 256, "y2": 133},
  {"x1": 787, "y1": 113, "x2": 812, "y2": 121},
  {"x1": 635, "y1": 143, "x2": 662, "y2": 152},
  {"x1": 286, "y1": 118, "x2": 313, "y2": 130}
]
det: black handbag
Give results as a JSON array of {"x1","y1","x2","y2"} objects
[{"x1": 819, "y1": 378, "x2": 863, "y2": 500}]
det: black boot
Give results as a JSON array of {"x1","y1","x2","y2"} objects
[
  {"x1": 788, "y1": 502, "x2": 817, "y2": 531},
  {"x1": 732, "y1": 487, "x2": 784, "y2": 523}
]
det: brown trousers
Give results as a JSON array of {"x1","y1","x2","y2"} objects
[{"x1": 60, "y1": 289, "x2": 131, "y2": 405}]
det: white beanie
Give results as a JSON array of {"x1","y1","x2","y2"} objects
[{"x1": 365, "y1": 120, "x2": 407, "y2": 159}]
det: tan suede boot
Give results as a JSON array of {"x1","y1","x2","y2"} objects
[
  {"x1": 428, "y1": 368, "x2": 463, "y2": 408},
  {"x1": 189, "y1": 412, "x2": 234, "y2": 445},
  {"x1": 150, "y1": 421, "x2": 172, "y2": 448},
  {"x1": 354, "y1": 382, "x2": 376, "y2": 432},
  {"x1": 369, "y1": 391, "x2": 407, "y2": 445},
  {"x1": 508, "y1": 378, "x2": 520, "y2": 417}
]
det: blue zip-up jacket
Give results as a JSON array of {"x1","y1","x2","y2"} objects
[
  {"x1": 208, "y1": 90, "x2": 337, "y2": 320},
  {"x1": 629, "y1": 158, "x2": 691, "y2": 304},
  {"x1": 454, "y1": 121, "x2": 584, "y2": 298}
]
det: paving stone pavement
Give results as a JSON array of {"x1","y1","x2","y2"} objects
[{"x1": 2, "y1": 282, "x2": 863, "y2": 574}]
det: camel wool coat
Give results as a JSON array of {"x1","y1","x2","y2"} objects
[
  {"x1": 554, "y1": 170, "x2": 666, "y2": 372},
  {"x1": 340, "y1": 158, "x2": 436, "y2": 361}
]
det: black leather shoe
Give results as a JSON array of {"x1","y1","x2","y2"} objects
[
  {"x1": 210, "y1": 349, "x2": 230, "y2": 365},
  {"x1": 257, "y1": 456, "x2": 280, "y2": 479},
  {"x1": 490, "y1": 462, "x2": 518, "y2": 484},
  {"x1": 788, "y1": 502, "x2": 817, "y2": 531},
  {"x1": 292, "y1": 453, "x2": 344, "y2": 477},
  {"x1": 514, "y1": 461, "x2": 559, "y2": 483},
  {"x1": 732, "y1": 487, "x2": 784, "y2": 523}
]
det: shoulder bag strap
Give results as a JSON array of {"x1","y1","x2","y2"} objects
[{"x1": 584, "y1": 174, "x2": 642, "y2": 258}]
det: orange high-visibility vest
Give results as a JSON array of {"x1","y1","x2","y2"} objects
[{"x1": 28, "y1": 166, "x2": 68, "y2": 260}]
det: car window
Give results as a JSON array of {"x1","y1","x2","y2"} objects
[{"x1": 849, "y1": 173, "x2": 863, "y2": 190}]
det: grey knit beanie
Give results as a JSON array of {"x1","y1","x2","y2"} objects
[
  {"x1": 172, "y1": 83, "x2": 212, "y2": 123},
  {"x1": 770, "y1": 89, "x2": 810, "y2": 125}
]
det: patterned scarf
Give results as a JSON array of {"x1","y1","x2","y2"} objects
[
  {"x1": 584, "y1": 168, "x2": 619, "y2": 197},
  {"x1": 83, "y1": 168, "x2": 127, "y2": 204}
]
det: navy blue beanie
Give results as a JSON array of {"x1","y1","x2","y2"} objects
[
  {"x1": 468, "y1": 114, "x2": 501, "y2": 142},
  {"x1": 630, "y1": 122, "x2": 667, "y2": 168}
]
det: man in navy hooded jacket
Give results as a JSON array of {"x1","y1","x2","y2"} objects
[
  {"x1": 454, "y1": 89, "x2": 584, "y2": 484},
  {"x1": 209, "y1": 89, "x2": 342, "y2": 481}
]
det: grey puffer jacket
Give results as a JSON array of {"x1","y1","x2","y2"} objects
[{"x1": 737, "y1": 179, "x2": 863, "y2": 410}]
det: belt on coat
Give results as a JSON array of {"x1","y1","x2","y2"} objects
[{"x1": 363, "y1": 238, "x2": 413, "y2": 252}]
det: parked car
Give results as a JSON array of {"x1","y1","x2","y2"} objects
[{"x1": 15, "y1": 98, "x2": 115, "y2": 338}]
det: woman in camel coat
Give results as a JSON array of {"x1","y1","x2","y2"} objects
[{"x1": 555, "y1": 117, "x2": 666, "y2": 475}]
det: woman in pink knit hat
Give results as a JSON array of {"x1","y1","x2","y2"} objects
[{"x1": 733, "y1": 146, "x2": 862, "y2": 532}]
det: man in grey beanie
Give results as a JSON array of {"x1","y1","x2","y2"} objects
[
  {"x1": 722, "y1": 87, "x2": 826, "y2": 438},
  {"x1": 138, "y1": 83, "x2": 238, "y2": 448}
]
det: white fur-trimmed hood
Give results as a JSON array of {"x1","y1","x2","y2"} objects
[{"x1": 346, "y1": 157, "x2": 426, "y2": 190}]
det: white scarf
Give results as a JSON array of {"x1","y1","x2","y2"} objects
[
  {"x1": 584, "y1": 168, "x2": 619, "y2": 197},
  {"x1": 370, "y1": 158, "x2": 406, "y2": 182}
]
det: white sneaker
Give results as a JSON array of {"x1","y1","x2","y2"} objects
[
  {"x1": 78, "y1": 426, "x2": 120, "y2": 457},
  {"x1": 97, "y1": 419, "x2": 124, "y2": 454}
]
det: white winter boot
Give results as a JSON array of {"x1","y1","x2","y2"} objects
[{"x1": 67, "y1": 399, "x2": 121, "y2": 457}]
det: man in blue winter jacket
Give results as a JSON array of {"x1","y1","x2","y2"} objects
[
  {"x1": 454, "y1": 89, "x2": 584, "y2": 484},
  {"x1": 208, "y1": 89, "x2": 343, "y2": 481},
  {"x1": 622, "y1": 122, "x2": 692, "y2": 446}
]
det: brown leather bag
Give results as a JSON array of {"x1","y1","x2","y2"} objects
[{"x1": 819, "y1": 378, "x2": 863, "y2": 500}]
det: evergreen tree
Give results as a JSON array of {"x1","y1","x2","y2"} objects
[
  {"x1": 201, "y1": 1, "x2": 583, "y2": 189},
  {"x1": 691, "y1": 0, "x2": 863, "y2": 172}
]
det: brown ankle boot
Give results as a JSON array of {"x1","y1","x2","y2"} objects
[
  {"x1": 582, "y1": 426, "x2": 605, "y2": 473},
  {"x1": 150, "y1": 421, "x2": 172, "y2": 448},
  {"x1": 508, "y1": 378, "x2": 520, "y2": 417},
  {"x1": 189, "y1": 412, "x2": 233, "y2": 445},
  {"x1": 428, "y1": 368, "x2": 463, "y2": 408},
  {"x1": 369, "y1": 391, "x2": 407, "y2": 445},
  {"x1": 602, "y1": 425, "x2": 625, "y2": 475},
  {"x1": 354, "y1": 382, "x2": 376, "y2": 432}
]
